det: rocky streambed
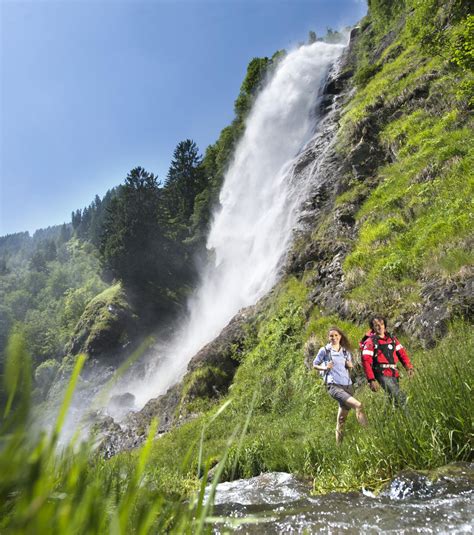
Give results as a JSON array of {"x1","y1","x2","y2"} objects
[{"x1": 205, "y1": 463, "x2": 473, "y2": 533}]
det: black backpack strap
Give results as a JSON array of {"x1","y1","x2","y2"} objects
[
  {"x1": 323, "y1": 346, "x2": 332, "y2": 384},
  {"x1": 325, "y1": 346, "x2": 331, "y2": 361},
  {"x1": 383, "y1": 332, "x2": 396, "y2": 365},
  {"x1": 370, "y1": 335, "x2": 381, "y2": 372}
]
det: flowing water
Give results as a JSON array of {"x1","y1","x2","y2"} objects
[
  {"x1": 206, "y1": 466, "x2": 474, "y2": 533},
  {"x1": 50, "y1": 40, "x2": 346, "y2": 443},
  {"x1": 125, "y1": 41, "x2": 345, "y2": 408}
]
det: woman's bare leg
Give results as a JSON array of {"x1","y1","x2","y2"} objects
[
  {"x1": 343, "y1": 396, "x2": 368, "y2": 427},
  {"x1": 336, "y1": 407, "x2": 349, "y2": 444}
]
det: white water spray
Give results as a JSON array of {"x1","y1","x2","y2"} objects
[{"x1": 131, "y1": 41, "x2": 345, "y2": 407}]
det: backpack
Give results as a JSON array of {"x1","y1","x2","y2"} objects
[
  {"x1": 352, "y1": 333, "x2": 377, "y2": 387},
  {"x1": 359, "y1": 331, "x2": 398, "y2": 380}
]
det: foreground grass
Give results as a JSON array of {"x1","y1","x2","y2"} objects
[{"x1": 0, "y1": 336, "x2": 223, "y2": 534}]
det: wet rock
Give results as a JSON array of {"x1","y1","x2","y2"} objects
[
  {"x1": 381, "y1": 462, "x2": 474, "y2": 500},
  {"x1": 324, "y1": 68, "x2": 353, "y2": 95},
  {"x1": 178, "y1": 306, "x2": 257, "y2": 403},
  {"x1": 128, "y1": 382, "x2": 183, "y2": 435},
  {"x1": 93, "y1": 414, "x2": 146, "y2": 459},
  {"x1": 382, "y1": 471, "x2": 434, "y2": 500},
  {"x1": 109, "y1": 392, "x2": 135, "y2": 411},
  {"x1": 207, "y1": 472, "x2": 312, "y2": 506},
  {"x1": 188, "y1": 306, "x2": 256, "y2": 373}
]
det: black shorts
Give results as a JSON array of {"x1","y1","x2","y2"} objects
[{"x1": 327, "y1": 384, "x2": 354, "y2": 410}]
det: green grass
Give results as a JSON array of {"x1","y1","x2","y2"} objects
[
  {"x1": 342, "y1": 102, "x2": 473, "y2": 313},
  {"x1": 341, "y1": 44, "x2": 442, "y2": 134},
  {"x1": 0, "y1": 335, "x2": 226, "y2": 534},
  {"x1": 136, "y1": 278, "x2": 472, "y2": 494}
]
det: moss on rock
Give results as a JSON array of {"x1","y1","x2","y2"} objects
[{"x1": 66, "y1": 283, "x2": 138, "y2": 358}]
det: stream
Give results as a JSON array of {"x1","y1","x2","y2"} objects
[{"x1": 206, "y1": 464, "x2": 473, "y2": 533}]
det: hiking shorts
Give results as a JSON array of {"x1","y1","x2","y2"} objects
[{"x1": 327, "y1": 384, "x2": 354, "y2": 410}]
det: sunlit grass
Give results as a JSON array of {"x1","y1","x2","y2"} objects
[
  {"x1": 342, "y1": 103, "x2": 473, "y2": 313},
  {"x1": 140, "y1": 276, "x2": 472, "y2": 494}
]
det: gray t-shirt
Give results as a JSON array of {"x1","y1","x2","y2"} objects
[{"x1": 314, "y1": 345, "x2": 352, "y2": 386}]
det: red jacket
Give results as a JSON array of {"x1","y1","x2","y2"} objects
[{"x1": 361, "y1": 331, "x2": 413, "y2": 381}]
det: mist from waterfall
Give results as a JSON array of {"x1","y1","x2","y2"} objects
[{"x1": 131, "y1": 41, "x2": 345, "y2": 407}]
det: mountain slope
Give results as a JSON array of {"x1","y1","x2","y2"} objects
[{"x1": 113, "y1": 0, "x2": 473, "y2": 495}]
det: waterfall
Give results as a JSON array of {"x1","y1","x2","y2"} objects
[{"x1": 131, "y1": 41, "x2": 345, "y2": 407}]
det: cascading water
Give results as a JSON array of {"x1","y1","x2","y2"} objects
[{"x1": 129, "y1": 41, "x2": 345, "y2": 408}]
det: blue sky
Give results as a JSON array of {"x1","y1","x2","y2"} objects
[{"x1": 0, "y1": 0, "x2": 366, "y2": 236}]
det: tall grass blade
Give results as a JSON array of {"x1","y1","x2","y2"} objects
[
  {"x1": 231, "y1": 390, "x2": 257, "y2": 481},
  {"x1": 3, "y1": 332, "x2": 29, "y2": 418},
  {"x1": 53, "y1": 354, "x2": 86, "y2": 439}
]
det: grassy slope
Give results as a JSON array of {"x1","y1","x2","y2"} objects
[
  {"x1": 142, "y1": 281, "x2": 472, "y2": 495},
  {"x1": 136, "y1": 0, "x2": 473, "y2": 495},
  {"x1": 340, "y1": 30, "x2": 473, "y2": 316}
]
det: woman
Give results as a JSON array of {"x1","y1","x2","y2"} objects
[{"x1": 312, "y1": 327, "x2": 368, "y2": 444}]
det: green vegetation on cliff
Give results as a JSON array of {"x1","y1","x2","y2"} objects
[
  {"x1": 132, "y1": 0, "x2": 474, "y2": 496},
  {"x1": 132, "y1": 279, "x2": 472, "y2": 495},
  {"x1": 336, "y1": 0, "x2": 473, "y2": 323},
  {"x1": 1, "y1": 1, "x2": 472, "y2": 531}
]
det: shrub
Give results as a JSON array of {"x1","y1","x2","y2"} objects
[{"x1": 34, "y1": 358, "x2": 60, "y2": 396}]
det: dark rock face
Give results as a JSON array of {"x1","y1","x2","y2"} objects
[
  {"x1": 93, "y1": 384, "x2": 183, "y2": 458},
  {"x1": 93, "y1": 414, "x2": 145, "y2": 460},
  {"x1": 188, "y1": 307, "x2": 255, "y2": 398},
  {"x1": 285, "y1": 25, "x2": 473, "y2": 347},
  {"x1": 405, "y1": 271, "x2": 474, "y2": 348}
]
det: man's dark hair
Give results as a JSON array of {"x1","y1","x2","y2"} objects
[{"x1": 369, "y1": 316, "x2": 388, "y2": 330}]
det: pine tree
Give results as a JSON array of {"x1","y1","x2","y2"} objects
[
  {"x1": 162, "y1": 140, "x2": 206, "y2": 238},
  {"x1": 71, "y1": 209, "x2": 82, "y2": 230},
  {"x1": 100, "y1": 167, "x2": 191, "y2": 314}
]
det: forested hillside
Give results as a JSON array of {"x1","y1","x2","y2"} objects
[
  {"x1": 0, "y1": 46, "x2": 283, "y2": 405},
  {"x1": 0, "y1": 1, "x2": 472, "y2": 532}
]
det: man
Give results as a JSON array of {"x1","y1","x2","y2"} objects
[{"x1": 361, "y1": 316, "x2": 414, "y2": 407}]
